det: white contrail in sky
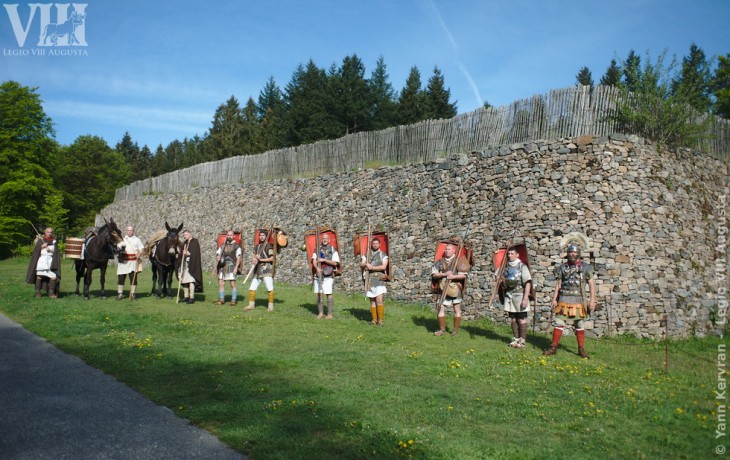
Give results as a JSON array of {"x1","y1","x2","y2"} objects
[{"x1": 426, "y1": 0, "x2": 483, "y2": 108}]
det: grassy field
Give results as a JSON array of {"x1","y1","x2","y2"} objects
[{"x1": 0, "y1": 257, "x2": 722, "y2": 459}]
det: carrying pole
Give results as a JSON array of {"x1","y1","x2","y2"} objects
[
  {"x1": 176, "y1": 240, "x2": 189, "y2": 304},
  {"x1": 363, "y1": 224, "x2": 373, "y2": 292},
  {"x1": 314, "y1": 224, "x2": 323, "y2": 291},
  {"x1": 129, "y1": 258, "x2": 139, "y2": 300},
  {"x1": 488, "y1": 232, "x2": 515, "y2": 309},
  {"x1": 436, "y1": 227, "x2": 469, "y2": 309}
]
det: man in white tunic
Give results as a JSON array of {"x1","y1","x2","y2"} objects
[
  {"x1": 312, "y1": 233, "x2": 340, "y2": 319},
  {"x1": 117, "y1": 225, "x2": 144, "y2": 300},
  {"x1": 215, "y1": 229, "x2": 242, "y2": 306}
]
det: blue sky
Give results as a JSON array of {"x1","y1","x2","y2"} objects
[{"x1": 1, "y1": 0, "x2": 728, "y2": 149}]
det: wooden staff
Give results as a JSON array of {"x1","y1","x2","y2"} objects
[
  {"x1": 176, "y1": 240, "x2": 190, "y2": 304},
  {"x1": 241, "y1": 264, "x2": 255, "y2": 285},
  {"x1": 29, "y1": 222, "x2": 42, "y2": 240},
  {"x1": 488, "y1": 233, "x2": 515, "y2": 309},
  {"x1": 363, "y1": 224, "x2": 373, "y2": 292},
  {"x1": 209, "y1": 251, "x2": 218, "y2": 286},
  {"x1": 436, "y1": 233, "x2": 467, "y2": 310},
  {"x1": 266, "y1": 223, "x2": 275, "y2": 279},
  {"x1": 128, "y1": 257, "x2": 140, "y2": 300},
  {"x1": 271, "y1": 227, "x2": 279, "y2": 279},
  {"x1": 30, "y1": 222, "x2": 62, "y2": 296},
  {"x1": 532, "y1": 237, "x2": 539, "y2": 335},
  {"x1": 314, "y1": 224, "x2": 323, "y2": 291},
  {"x1": 242, "y1": 224, "x2": 272, "y2": 284}
]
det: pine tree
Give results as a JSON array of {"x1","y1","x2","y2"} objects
[
  {"x1": 622, "y1": 50, "x2": 642, "y2": 92},
  {"x1": 424, "y1": 66, "x2": 457, "y2": 119},
  {"x1": 397, "y1": 66, "x2": 427, "y2": 125},
  {"x1": 331, "y1": 54, "x2": 371, "y2": 134},
  {"x1": 180, "y1": 135, "x2": 204, "y2": 168},
  {"x1": 257, "y1": 77, "x2": 287, "y2": 149},
  {"x1": 671, "y1": 43, "x2": 713, "y2": 113},
  {"x1": 163, "y1": 140, "x2": 184, "y2": 173},
  {"x1": 284, "y1": 60, "x2": 338, "y2": 145},
  {"x1": 257, "y1": 77, "x2": 286, "y2": 120},
  {"x1": 115, "y1": 132, "x2": 143, "y2": 181},
  {"x1": 369, "y1": 55, "x2": 397, "y2": 130},
  {"x1": 205, "y1": 96, "x2": 246, "y2": 160},
  {"x1": 608, "y1": 50, "x2": 710, "y2": 149},
  {"x1": 241, "y1": 97, "x2": 262, "y2": 154},
  {"x1": 576, "y1": 66, "x2": 594, "y2": 88},
  {"x1": 138, "y1": 145, "x2": 152, "y2": 179},
  {"x1": 712, "y1": 54, "x2": 730, "y2": 118},
  {"x1": 600, "y1": 59, "x2": 621, "y2": 86},
  {"x1": 150, "y1": 144, "x2": 166, "y2": 177}
]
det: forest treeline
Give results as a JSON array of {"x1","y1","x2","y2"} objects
[
  {"x1": 119, "y1": 55, "x2": 457, "y2": 182},
  {"x1": 0, "y1": 46, "x2": 728, "y2": 257}
]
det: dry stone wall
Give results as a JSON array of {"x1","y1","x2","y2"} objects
[{"x1": 101, "y1": 134, "x2": 729, "y2": 339}]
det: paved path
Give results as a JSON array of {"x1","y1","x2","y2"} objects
[{"x1": 0, "y1": 314, "x2": 246, "y2": 459}]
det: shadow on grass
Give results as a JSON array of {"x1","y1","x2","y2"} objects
[
  {"x1": 71, "y1": 342, "x2": 426, "y2": 459},
  {"x1": 460, "y1": 325, "x2": 511, "y2": 344},
  {"x1": 411, "y1": 315, "x2": 513, "y2": 344},
  {"x1": 411, "y1": 314, "x2": 440, "y2": 334},
  {"x1": 525, "y1": 331, "x2": 552, "y2": 350},
  {"x1": 342, "y1": 307, "x2": 371, "y2": 322},
  {"x1": 299, "y1": 302, "x2": 319, "y2": 316}
]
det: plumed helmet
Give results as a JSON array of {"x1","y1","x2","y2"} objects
[{"x1": 560, "y1": 232, "x2": 590, "y2": 256}]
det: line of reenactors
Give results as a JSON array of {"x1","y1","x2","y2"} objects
[{"x1": 28, "y1": 225, "x2": 596, "y2": 358}]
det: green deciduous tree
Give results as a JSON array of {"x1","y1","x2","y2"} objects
[
  {"x1": 0, "y1": 80, "x2": 61, "y2": 257},
  {"x1": 56, "y1": 135, "x2": 131, "y2": 233},
  {"x1": 39, "y1": 191, "x2": 68, "y2": 235}
]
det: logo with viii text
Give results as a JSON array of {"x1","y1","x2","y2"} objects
[{"x1": 3, "y1": 3, "x2": 87, "y2": 47}]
